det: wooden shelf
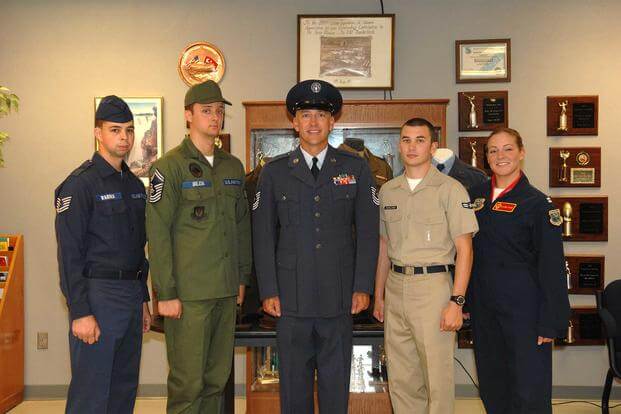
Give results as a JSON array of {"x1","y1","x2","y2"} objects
[{"x1": 0, "y1": 234, "x2": 24, "y2": 413}]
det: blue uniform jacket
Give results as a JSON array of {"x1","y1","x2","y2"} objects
[
  {"x1": 55, "y1": 153, "x2": 149, "y2": 320},
  {"x1": 252, "y1": 145, "x2": 379, "y2": 318},
  {"x1": 468, "y1": 174, "x2": 570, "y2": 338}
]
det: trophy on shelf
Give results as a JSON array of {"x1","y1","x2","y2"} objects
[
  {"x1": 469, "y1": 140, "x2": 478, "y2": 167},
  {"x1": 466, "y1": 95, "x2": 478, "y2": 129},
  {"x1": 558, "y1": 100, "x2": 569, "y2": 131},
  {"x1": 565, "y1": 321, "x2": 575, "y2": 344},
  {"x1": 559, "y1": 150, "x2": 570, "y2": 182},
  {"x1": 565, "y1": 260, "x2": 572, "y2": 290},
  {"x1": 256, "y1": 347, "x2": 280, "y2": 384},
  {"x1": 562, "y1": 202, "x2": 573, "y2": 237}
]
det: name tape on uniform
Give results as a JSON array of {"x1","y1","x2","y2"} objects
[
  {"x1": 223, "y1": 179, "x2": 242, "y2": 186},
  {"x1": 492, "y1": 201, "x2": 517, "y2": 213},
  {"x1": 96, "y1": 192, "x2": 123, "y2": 201},
  {"x1": 181, "y1": 180, "x2": 212, "y2": 189}
]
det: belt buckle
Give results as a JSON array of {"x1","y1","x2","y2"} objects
[{"x1": 405, "y1": 266, "x2": 414, "y2": 276}]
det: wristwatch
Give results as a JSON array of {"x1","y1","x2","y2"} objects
[{"x1": 450, "y1": 295, "x2": 466, "y2": 306}]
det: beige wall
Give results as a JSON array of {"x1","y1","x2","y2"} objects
[{"x1": 1, "y1": 0, "x2": 620, "y2": 391}]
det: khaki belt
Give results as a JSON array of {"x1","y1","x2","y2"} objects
[{"x1": 391, "y1": 264, "x2": 454, "y2": 275}]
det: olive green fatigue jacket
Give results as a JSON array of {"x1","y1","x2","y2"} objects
[{"x1": 146, "y1": 137, "x2": 252, "y2": 301}]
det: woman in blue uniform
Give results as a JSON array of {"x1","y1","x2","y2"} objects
[{"x1": 468, "y1": 127, "x2": 570, "y2": 414}]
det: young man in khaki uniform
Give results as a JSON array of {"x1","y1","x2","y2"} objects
[
  {"x1": 146, "y1": 81, "x2": 251, "y2": 413},
  {"x1": 373, "y1": 118, "x2": 478, "y2": 414}
]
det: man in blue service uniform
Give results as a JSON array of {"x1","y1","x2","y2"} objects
[
  {"x1": 253, "y1": 79, "x2": 379, "y2": 414},
  {"x1": 55, "y1": 96, "x2": 151, "y2": 414}
]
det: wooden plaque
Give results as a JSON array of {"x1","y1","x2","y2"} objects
[
  {"x1": 547, "y1": 95, "x2": 598, "y2": 136},
  {"x1": 556, "y1": 307, "x2": 604, "y2": 346},
  {"x1": 550, "y1": 196, "x2": 608, "y2": 241},
  {"x1": 549, "y1": 147, "x2": 601, "y2": 187},
  {"x1": 565, "y1": 255, "x2": 605, "y2": 294},
  {"x1": 458, "y1": 91, "x2": 508, "y2": 131},
  {"x1": 458, "y1": 136, "x2": 491, "y2": 176}
]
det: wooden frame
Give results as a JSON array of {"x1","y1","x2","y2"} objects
[
  {"x1": 550, "y1": 196, "x2": 608, "y2": 241},
  {"x1": 458, "y1": 136, "x2": 491, "y2": 176},
  {"x1": 549, "y1": 147, "x2": 601, "y2": 188},
  {"x1": 298, "y1": 14, "x2": 395, "y2": 90},
  {"x1": 94, "y1": 97, "x2": 163, "y2": 186},
  {"x1": 456, "y1": 39, "x2": 511, "y2": 83},
  {"x1": 546, "y1": 95, "x2": 599, "y2": 136},
  {"x1": 243, "y1": 99, "x2": 449, "y2": 171},
  {"x1": 458, "y1": 90, "x2": 508, "y2": 131}
]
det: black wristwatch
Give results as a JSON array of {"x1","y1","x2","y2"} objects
[{"x1": 450, "y1": 295, "x2": 466, "y2": 306}]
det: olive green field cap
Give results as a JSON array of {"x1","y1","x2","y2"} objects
[{"x1": 184, "y1": 80, "x2": 232, "y2": 106}]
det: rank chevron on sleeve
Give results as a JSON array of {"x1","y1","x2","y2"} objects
[
  {"x1": 149, "y1": 169, "x2": 165, "y2": 203},
  {"x1": 55, "y1": 196, "x2": 72, "y2": 213}
]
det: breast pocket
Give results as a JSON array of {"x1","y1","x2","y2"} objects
[
  {"x1": 382, "y1": 207, "x2": 403, "y2": 241},
  {"x1": 181, "y1": 186, "x2": 216, "y2": 226},
  {"x1": 412, "y1": 213, "x2": 448, "y2": 248},
  {"x1": 276, "y1": 192, "x2": 300, "y2": 227},
  {"x1": 331, "y1": 184, "x2": 357, "y2": 224},
  {"x1": 96, "y1": 200, "x2": 129, "y2": 243}
]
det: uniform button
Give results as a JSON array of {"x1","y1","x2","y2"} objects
[
  {"x1": 314, "y1": 195, "x2": 320, "y2": 202},
  {"x1": 225, "y1": 252, "x2": 229, "y2": 258},
  {"x1": 315, "y1": 227, "x2": 320, "y2": 232},
  {"x1": 315, "y1": 212, "x2": 321, "y2": 218},
  {"x1": 316, "y1": 243, "x2": 322, "y2": 249},
  {"x1": 346, "y1": 194, "x2": 350, "y2": 199},
  {"x1": 282, "y1": 195, "x2": 287, "y2": 200},
  {"x1": 223, "y1": 232, "x2": 227, "y2": 237}
]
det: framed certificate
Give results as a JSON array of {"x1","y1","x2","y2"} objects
[
  {"x1": 456, "y1": 39, "x2": 511, "y2": 83},
  {"x1": 298, "y1": 14, "x2": 395, "y2": 89}
]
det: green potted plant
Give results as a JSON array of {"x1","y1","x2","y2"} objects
[{"x1": 0, "y1": 86, "x2": 19, "y2": 167}]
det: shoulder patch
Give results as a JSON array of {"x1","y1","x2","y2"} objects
[
  {"x1": 149, "y1": 169, "x2": 165, "y2": 203},
  {"x1": 549, "y1": 208, "x2": 562, "y2": 226}
]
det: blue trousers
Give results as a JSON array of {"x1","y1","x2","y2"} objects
[
  {"x1": 66, "y1": 279, "x2": 144, "y2": 414},
  {"x1": 276, "y1": 314, "x2": 353, "y2": 414}
]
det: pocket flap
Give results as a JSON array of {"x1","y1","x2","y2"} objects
[{"x1": 414, "y1": 213, "x2": 445, "y2": 224}]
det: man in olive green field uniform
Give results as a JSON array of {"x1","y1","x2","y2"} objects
[{"x1": 146, "y1": 80, "x2": 251, "y2": 414}]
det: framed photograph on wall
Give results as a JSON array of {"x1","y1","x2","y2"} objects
[
  {"x1": 94, "y1": 97, "x2": 163, "y2": 186},
  {"x1": 298, "y1": 14, "x2": 395, "y2": 89},
  {"x1": 455, "y1": 39, "x2": 511, "y2": 83}
]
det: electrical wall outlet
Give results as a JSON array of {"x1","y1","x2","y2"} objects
[{"x1": 37, "y1": 332, "x2": 48, "y2": 350}]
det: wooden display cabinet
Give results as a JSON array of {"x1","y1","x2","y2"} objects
[
  {"x1": 0, "y1": 234, "x2": 24, "y2": 413},
  {"x1": 243, "y1": 99, "x2": 449, "y2": 171}
]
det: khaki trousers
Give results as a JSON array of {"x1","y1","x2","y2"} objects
[{"x1": 385, "y1": 271, "x2": 455, "y2": 414}]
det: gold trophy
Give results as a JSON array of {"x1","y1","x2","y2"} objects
[
  {"x1": 559, "y1": 150, "x2": 570, "y2": 182},
  {"x1": 465, "y1": 95, "x2": 478, "y2": 128},
  {"x1": 256, "y1": 346, "x2": 279, "y2": 384},
  {"x1": 558, "y1": 100, "x2": 569, "y2": 131},
  {"x1": 565, "y1": 321, "x2": 575, "y2": 344},
  {"x1": 562, "y1": 202, "x2": 573, "y2": 237},
  {"x1": 470, "y1": 140, "x2": 478, "y2": 167}
]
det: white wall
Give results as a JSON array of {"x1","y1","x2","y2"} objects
[{"x1": 1, "y1": 0, "x2": 619, "y2": 391}]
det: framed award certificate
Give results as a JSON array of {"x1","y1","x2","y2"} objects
[{"x1": 456, "y1": 39, "x2": 511, "y2": 83}]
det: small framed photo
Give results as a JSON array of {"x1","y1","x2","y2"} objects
[
  {"x1": 95, "y1": 97, "x2": 164, "y2": 186},
  {"x1": 298, "y1": 14, "x2": 395, "y2": 89},
  {"x1": 456, "y1": 39, "x2": 511, "y2": 83},
  {"x1": 0, "y1": 255, "x2": 8, "y2": 267},
  {"x1": 0, "y1": 271, "x2": 7, "y2": 282}
]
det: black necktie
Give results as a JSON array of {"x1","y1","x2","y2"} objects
[
  {"x1": 437, "y1": 163, "x2": 445, "y2": 172},
  {"x1": 311, "y1": 157, "x2": 320, "y2": 180}
]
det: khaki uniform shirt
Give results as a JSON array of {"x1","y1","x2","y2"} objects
[
  {"x1": 379, "y1": 166, "x2": 478, "y2": 266},
  {"x1": 146, "y1": 137, "x2": 252, "y2": 301}
]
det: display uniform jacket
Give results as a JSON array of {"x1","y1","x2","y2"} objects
[
  {"x1": 447, "y1": 156, "x2": 489, "y2": 191},
  {"x1": 146, "y1": 137, "x2": 252, "y2": 301},
  {"x1": 252, "y1": 145, "x2": 379, "y2": 317},
  {"x1": 468, "y1": 173, "x2": 570, "y2": 338},
  {"x1": 55, "y1": 152, "x2": 149, "y2": 320},
  {"x1": 338, "y1": 143, "x2": 393, "y2": 187}
]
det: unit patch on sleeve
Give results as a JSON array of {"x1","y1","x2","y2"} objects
[
  {"x1": 149, "y1": 168, "x2": 165, "y2": 203},
  {"x1": 549, "y1": 208, "x2": 562, "y2": 226},
  {"x1": 55, "y1": 196, "x2": 72, "y2": 213}
]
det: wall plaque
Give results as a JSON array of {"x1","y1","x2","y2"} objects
[
  {"x1": 565, "y1": 255, "x2": 604, "y2": 294},
  {"x1": 458, "y1": 136, "x2": 491, "y2": 176},
  {"x1": 546, "y1": 95, "x2": 598, "y2": 136},
  {"x1": 458, "y1": 91, "x2": 508, "y2": 131},
  {"x1": 549, "y1": 147, "x2": 600, "y2": 187},
  {"x1": 556, "y1": 307, "x2": 605, "y2": 346},
  {"x1": 550, "y1": 196, "x2": 607, "y2": 241}
]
